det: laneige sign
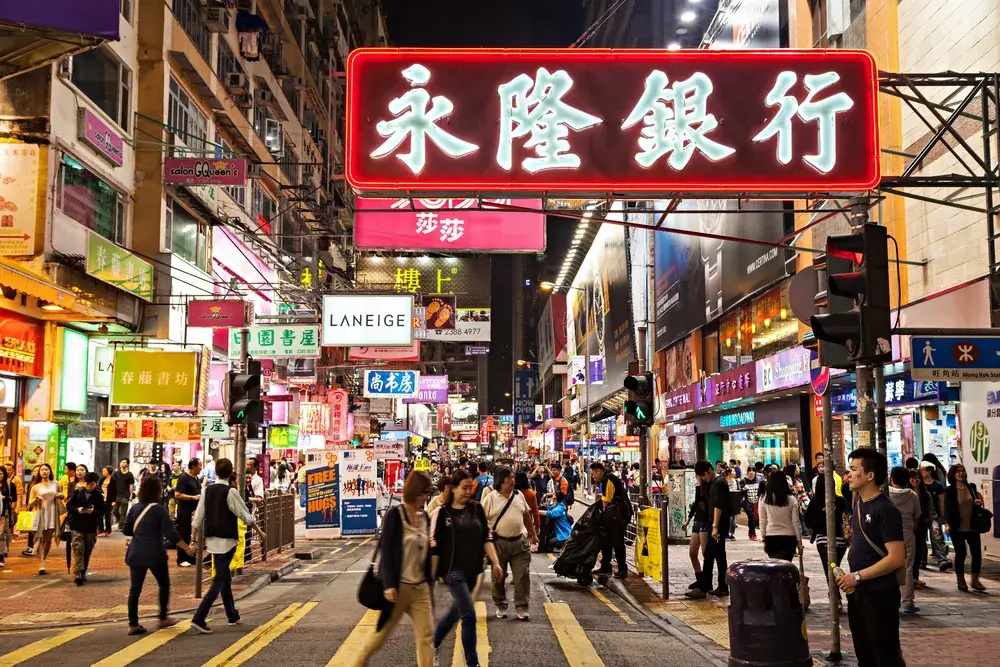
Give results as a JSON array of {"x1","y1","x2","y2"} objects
[{"x1": 322, "y1": 294, "x2": 414, "y2": 347}]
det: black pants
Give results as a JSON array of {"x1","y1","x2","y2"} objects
[
  {"x1": 697, "y1": 534, "x2": 728, "y2": 592},
  {"x1": 763, "y1": 535, "x2": 797, "y2": 561},
  {"x1": 100, "y1": 502, "x2": 113, "y2": 534},
  {"x1": 952, "y1": 530, "x2": 982, "y2": 577},
  {"x1": 914, "y1": 519, "x2": 927, "y2": 570},
  {"x1": 176, "y1": 510, "x2": 194, "y2": 565},
  {"x1": 743, "y1": 502, "x2": 757, "y2": 537},
  {"x1": 816, "y1": 541, "x2": 848, "y2": 583},
  {"x1": 599, "y1": 525, "x2": 627, "y2": 572},
  {"x1": 128, "y1": 563, "x2": 170, "y2": 626},
  {"x1": 847, "y1": 587, "x2": 905, "y2": 667},
  {"x1": 193, "y1": 547, "x2": 239, "y2": 625}
]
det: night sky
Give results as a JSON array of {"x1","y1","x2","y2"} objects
[{"x1": 380, "y1": 0, "x2": 586, "y2": 414}]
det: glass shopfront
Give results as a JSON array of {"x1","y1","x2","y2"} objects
[{"x1": 695, "y1": 396, "x2": 808, "y2": 471}]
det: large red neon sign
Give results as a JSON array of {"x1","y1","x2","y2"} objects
[{"x1": 346, "y1": 48, "x2": 880, "y2": 195}]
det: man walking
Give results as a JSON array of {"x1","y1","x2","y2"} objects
[
  {"x1": 66, "y1": 472, "x2": 104, "y2": 585},
  {"x1": 174, "y1": 458, "x2": 202, "y2": 567},
  {"x1": 191, "y1": 459, "x2": 264, "y2": 634},
  {"x1": 741, "y1": 467, "x2": 765, "y2": 541},
  {"x1": 591, "y1": 461, "x2": 632, "y2": 580},
  {"x1": 687, "y1": 460, "x2": 732, "y2": 598},
  {"x1": 482, "y1": 466, "x2": 537, "y2": 621},
  {"x1": 111, "y1": 459, "x2": 135, "y2": 532}
]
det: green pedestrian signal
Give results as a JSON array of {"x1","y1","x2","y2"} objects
[{"x1": 624, "y1": 371, "x2": 655, "y2": 427}]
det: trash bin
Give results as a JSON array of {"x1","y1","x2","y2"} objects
[{"x1": 726, "y1": 560, "x2": 811, "y2": 667}]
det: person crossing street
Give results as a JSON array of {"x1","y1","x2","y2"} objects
[{"x1": 482, "y1": 466, "x2": 537, "y2": 621}]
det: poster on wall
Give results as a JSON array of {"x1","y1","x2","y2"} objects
[
  {"x1": 569, "y1": 217, "x2": 635, "y2": 403},
  {"x1": 339, "y1": 449, "x2": 378, "y2": 536},
  {"x1": 305, "y1": 461, "x2": 341, "y2": 530},
  {"x1": 960, "y1": 383, "x2": 1000, "y2": 554}
]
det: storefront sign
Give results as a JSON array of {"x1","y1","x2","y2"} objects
[
  {"x1": 354, "y1": 197, "x2": 546, "y2": 252},
  {"x1": 268, "y1": 424, "x2": 299, "y2": 448},
  {"x1": 85, "y1": 231, "x2": 154, "y2": 301},
  {"x1": 756, "y1": 346, "x2": 811, "y2": 394},
  {"x1": 299, "y1": 402, "x2": 330, "y2": 436},
  {"x1": 698, "y1": 363, "x2": 755, "y2": 408},
  {"x1": 156, "y1": 419, "x2": 201, "y2": 442},
  {"x1": 0, "y1": 143, "x2": 43, "y2": 256},
  {"x1": 364, "y1": 369, "x2": 419, "y2": 398},
  {"x1": 228, "y1": 324, "x2": 320, "y2": 359},
  {"x1": 186, "y1": 299, "x2": 248, "y2": 328},
  {"x1": 403, "y1": 375, "x2": 449, "y2": 404},
  {"x1": 58, "y1": 328, "x2": 88, "y2": 413},
  {"x1": 206, "y1": 362, "x2": 227, "y2": 411},
  {"x1": 349, "y1": 342, "x2": 420, "y2": 362},
  {"x1": 110, "y1": 350, "x2": 199, "y2": 407},
  {"x1": 163, "y1": 157, "x2": 247, "y2": 186},
  {"x1": 322, "y1": 294, "x2": 414, "y2": 347},
  {"x1": 356, "y1": 256, "x2": 491, "y2": 306},
  {"x1": 347, "y1": 49, "x2": 879, "y2": 194},
  {"x1": 830, "y1": 376, "x2": 945, "y2": 415},
  {"x1": 78, "y1": 108, "x2": 124, "y2": 167},
  {"x1": 339, "y1": 449, "x2": 378, "y2": 536},
  {"x1": 720, "y1": 409, "x2": 755, "y2": 429},
  {"x1": 374, "y1": 440, "x2": 405, "y2": 460},
  {"x1": 661, "y1": 385, "x2": 696, "y2": 417},
  {"x1": 465, "y1": 345, "x2": 489, "y2": 356},
  {"x1": 0, "y1": 311, "x2": 42, "y2": 377},
  {"x1": 201, "y1": 415, "x2": 231, "y2": 439},
  {"x1": 450, "y1": 401, "x2": 479, "y2": 431},
  {"x1": 90, "y1": 345, "x2": 113, "y2": 389},
  {"x1": 330, "y1": 389, "x2": 350, "y2": 442},
  {"x1": 424, "y1": 308, "x2": 490, "y2": 342}
]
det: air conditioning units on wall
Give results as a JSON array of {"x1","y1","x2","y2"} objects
[
  {"x1": 204, "y1": 7, "x2": 230, "y2": 33},
  {"x1": 225, "y1": 72, "x2": 249, "y2": 94},
  {"x1": 255, "y1": 89, "x2": 277, "y2": 109}
]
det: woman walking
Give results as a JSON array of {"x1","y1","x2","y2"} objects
[
  {"x1": 431, "y1": 469, "x2": 503, "y2": 667},
  {"x1": 360, "y1": 471, "x2": 435, "y2": 667},
  {"x1": 100, "y1": 467, "x2": 114, "y2": 536},
  {"x1": 64, "y1": 464, "x2": 87, "y2": 572},
  {"x1": 124, "y1": 476, "x2": 195, "y2": 635},
  {"x1": 758, "y1": 470, "x2": 802, "y2": 561},
  {"x1": 682, "y1": 477, "x2": 709, "y2": 588},
  {"x1": 803, "y1": 475, "x2": 849, "y2": 588},
  {"x1": 943, "y1": 464, "x2": 987, "y2": 592},
  {"x1": 0, "y1": 466, "x2": 13, "y2": 568},
  {"x1": 28, "y1": 464, "x2": 61, "y2": 575}
]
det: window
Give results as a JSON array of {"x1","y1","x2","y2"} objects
[
  {"x1": 121, "y1": 0, "x2": 132, "y2": 24},
  {"x1": 71, "y1": 47, "x2": 131, "y2": 132},
  {"x1": 166, "y1": 197, "x2": 209, "y2": 271},
  {"x1": 172, "y1": 0, "x2": 211, "y2": 63},
  {"x1": 55, "y1": 152, "x2": 126, "y2": 243},
  {"x1": 168, "y1": 78, "x2": 209, "y2": 155},
  {"x1": 218, "y1": 139, "x2": 246, "y2": 210},
  {"x1": 253, "y1": 183, "x2": 276, "y2": 233}
]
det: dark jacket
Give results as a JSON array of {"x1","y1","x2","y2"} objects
[
  {"x1": 123, "y1": 502, "x2": 180, "y2": 568},
  {"x1": 204, "y1": 483, "x2": 238, "y2": 539},
  {"x1": 944, "y1": 482, "x2": 983, "y2": 533},
  {"x1": 803, "y1": 492, "x2": 850, "y2": 540},
  {"x1": 66, "y1": 487, "x2": 105, "y2": 533},
  {"x1": 430, "y1": 500, "x2": 491, "y2": 578},
  {"x1": 0, "y1": 478, "x2": 14, "y2": 521},
  {"x1": 688, "y1": 482, "x2": 708, "y2": 522},
  {"x1": 377, "y1": 504, "x2": 432, "y2": 592}
]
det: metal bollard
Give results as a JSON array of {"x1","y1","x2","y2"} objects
[{"x1": 726, "y1": 560, "x2": 811, "y2": 667}]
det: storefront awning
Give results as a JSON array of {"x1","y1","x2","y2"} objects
[{"x1": 0, "y1": 257, "x2": 76, "y2": 311}]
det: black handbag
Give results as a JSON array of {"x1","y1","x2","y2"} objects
[
  {"x1": 975, "y1": 507, "x2": 994, "y2": 534},
  {"x1": 358, "y1": 507, "x2": 395, "y2": 610}
]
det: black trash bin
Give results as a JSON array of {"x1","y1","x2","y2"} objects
[{"x1": 726, "y1": 560, "x2": 811, "y2": 667}]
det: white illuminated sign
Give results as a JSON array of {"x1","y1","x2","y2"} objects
[{"x1": 322, "y1": 294, "x2": 415, "y2": 347}]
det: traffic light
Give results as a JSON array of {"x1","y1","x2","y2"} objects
[
  {"x1": 226, "y1": 359, "x2": 263, "y2": 425},
  {"x1": 623, "y1": 371, "x2": 655, "y2": 427},
  {"x1": 810, "y1": 224, "x2": 891, "y2": 366}
]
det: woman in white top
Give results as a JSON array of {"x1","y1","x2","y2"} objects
[
  {"x1": 757, "y1": 470, "x2": 802, "y2": 562},
  {"x1": 28, "y1": 463, "x2": 62, "y2": 575}
]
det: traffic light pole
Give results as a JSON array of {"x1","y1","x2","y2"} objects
[
  {"x1": 235, "y1": 327, "x2": 249, "y2": 496},
  {"x1": 636, "y1": 327, "x2": 650, "y2": 507},
  {"x1": 855, "y1": 364, "x2": 877, "y2": 452},
  {"x1": 874, "y1": 363, "x2": 887, "y2": 455}
]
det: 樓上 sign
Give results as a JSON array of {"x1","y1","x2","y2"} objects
[{"x1": 346, "y1": 48, "x2": 880, "y2": 195}]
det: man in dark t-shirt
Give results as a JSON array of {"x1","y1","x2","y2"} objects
[
  {"x1": 837, "y1": 448, "x2": 906, "y2": 667},
  {"x1": 110, "y1": 459, "x2": 135, "y2": 532},
  {"x1": 687, "y1": 460, "x2": 732, "y2": 598},
  {"x1": 175, "y1": 458, "x2": 203, "y2": 566}
]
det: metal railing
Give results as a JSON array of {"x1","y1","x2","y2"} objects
[
  {"x1": 173, "y1": 0, "x2": 212, "y2": 64},
  {"x1": 256, "y1": 489, "x2": 297, "y2": 559},
  {"x1": 624, "y1": 490, "x2": 667, "y2": 567}
]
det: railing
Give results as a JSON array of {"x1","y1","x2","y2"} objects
[
  {"x1": 173, "y1": 0, "x2": 212, "y2": 65},
  {"x1": 256, "y1": 489, "x2": 296, "y2": 559}
]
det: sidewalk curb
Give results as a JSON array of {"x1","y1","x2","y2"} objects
[{"x1": 605, "y1": 577, "x2": 728, "y2": 667}]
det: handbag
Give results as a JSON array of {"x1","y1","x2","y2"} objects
[
  {"x1": 358, "y1": 507, "x2": 396, "y2": 610},
  {"x1": 797, "y1": 550, "x2": 811, "y2": 610},
  {"x1": 855, "y1": 497, "x2": 906, "y2": 586},
  {"x1": 16, "y1": 510, "x2": 33, "y2": 533}
]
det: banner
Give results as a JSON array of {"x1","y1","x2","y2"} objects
[
  {"x1": 187, "y1": 300, "x2": 248, "y2": 328},
  {"x1": 339, "y1": 449, "x2": 378, "y2": 536},
  {"x1": 329, "y1": 389, "x2": 350, "y2": 442},
  {"x1": 349, "y1": 342, "x2": 420, "y2": 362},
  {"x1": 100, "y1": 417, "x2": 202, "y2": 442},
  {"x1": 228, "y1": 324, "x2": 320, "y2": 359},
  {"x1": 0, "y1": 144, "x2": 43, "y2": 256},
  {"x1": 86, "y1": 231, "x2": 154, "y2": 301},
  {"x1": 155, "y1": 419, "x2": 202, "y2": 442},
  {"x1": 960, "y1": 383, "x2": 1000, "y2": 553},
  {"x1": 404, "y1": 375, "x2": 449, "y2": 405},
  {"x1": 110, "y1": 350, "x2": 199, "y2": 407},
  {"x1": 538, "y1": 293, "x2": 567, "y2": 375},
  {"x1": 305, "y1": 463, "x2": 340, "y2": 530}
]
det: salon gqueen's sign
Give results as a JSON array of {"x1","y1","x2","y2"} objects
[{"x1": 163, "y1": 157, "x2": 247, "y2": 186}]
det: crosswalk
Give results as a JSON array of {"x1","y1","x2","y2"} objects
[{"x1": 0, "y1": 589, "x2": 631, "y2": 667}]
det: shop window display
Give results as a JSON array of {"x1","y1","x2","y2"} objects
[{"x1": 723, "y1": 427, "x2": 801, "y2": 469}]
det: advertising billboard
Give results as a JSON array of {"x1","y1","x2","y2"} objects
[
  {"x1": 356, "y1": 256, "x2": 491, "y2": 307},
  {"x1": 321, "y1": 294, "x2": 414, "y2": 347}
]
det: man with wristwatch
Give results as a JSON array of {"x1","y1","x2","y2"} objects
[{"x1": 837, "y1": 448, "x2": 907, "y2": 667}]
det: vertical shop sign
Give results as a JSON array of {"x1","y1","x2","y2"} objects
[
  {"x1": 0, "y1": 143, "x2": 44, "y2": 256},
  {"x1": 85, "y1": 231, "x2": 154, "y2": 301},
  {"x1": 55, "y1": 424, "x2": 69, "y2": 474},
  {"x1": 330, "y1": 389, "x2": 350, "y2": 442}
]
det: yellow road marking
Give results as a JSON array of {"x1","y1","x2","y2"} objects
[
  {"x1": 92, "y1": 621, "x2": 192, "y2": 666},
  {"x1": 0, "y1": 628, "x2": 94, "y2": 666},
  {"x1": 342, "y1": 538, "x2": 372, "y2": 557},
  {"x1": 589, "y1": 588, "x2": 635, "y2": 625},
  {"x1": 547, "y1": 553, "x2": 556, "y2": 560},
  {"x1": 202, "y1": 603, "x2": 302, "y2": 667},
  {"x1": 544, "y1": 602, "x2": 605, "y2": 667},
  {"x1": 205, "y1": 602, "x2": 316, "y2": 666},
  {"x1": 325, "y1": 609, "x2": 379, "y2": 667},
  {"x1": 451, "y1": 601, "x2": 490, "y2": 667}
]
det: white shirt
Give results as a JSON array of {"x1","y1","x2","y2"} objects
[
  {"x1": 482, "y1": 489, "x2": 529, "y2": 539},
  {"x1": 193, "y1": 480, "x2": 256, "y2": 554},
  {"x1": 758, "y1": 495, "x2": 802, "y2": 541},
  {"x1": 250, "y1": 474, "x2": 265, "y2": 501}
]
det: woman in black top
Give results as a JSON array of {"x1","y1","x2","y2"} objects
[
  {"x1": 803, "y1": 474, "x2": 850, "y2": 601},
  {"x1": 123, "y1": 476, "x2": 195, "y2": 636},
  {"x1": 681, "y1": 478, "x2": 709, "y2": 589},
  {"x1": 430, "y1": 469, "x2": 503, "y2": 667},
  {"x1": 943, "y1": 464, "x2": 986, "y2": 592},
  {"x1": 0, "y1": 466, "x2": 13, "y2": 568}
]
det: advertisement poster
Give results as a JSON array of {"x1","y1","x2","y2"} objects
[
  {"x1": 537, "y1": 293, "x2": 567, "y2": 375},
  {"x1": 423, "y1": 295, "x2": 457, "y2": 330},
  {"x1": 403, "y1": 375, "x2": 449, "y2": 405},
  {"x1": 339, "y1": 449, "x2": 378, "y2": 536},
  {"x1": 355, "y1": 256, "x2": 491, "y2": 307},
  {"x1": 569, "y1": 218, "x2": 635, "y2": 403},
  {"x1": 960, "y1": 383, "x2": 1000, "y2": 554},
  {"x1": 305, "y1": 462, "x2": 340, "y2": 530},
  {"x1": 0, "y1": 144, "x2": 42, "y2": 256},
  {"x1": 425, "y1": 308, "x2": 490, "y2": 343}
]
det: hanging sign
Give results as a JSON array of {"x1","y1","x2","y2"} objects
[
  {"x1": 330, "y1": 389, "x2": 350, "y2": 442},
  {"x1": 228, "y1": 324, "x2": 320, "y2": 359},
  {"x1": 346, "y1": 48, "x2": 880, "y2": 195},
  {"x1": 110, "y1": 350, "x2": 199, "y2": 407},
  {"x1": 187, "y1": 299, "x2": 249, "y2": 328},
  {"x1": 321, "y1": 294, "x2": 414, "y2": 347},
  {"x1": 163, "y1": 157, "x2": 247, "y2": 186}
]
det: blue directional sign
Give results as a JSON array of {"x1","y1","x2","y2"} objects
[
  {"x1": 911, "y1": 337, "x2": 1000, "y2": 381},
  {"x1": 513, "y1": 368, "x2": 536, "y2": 432},
  {"x1": 363, "y1": 369, "x2": 420, "y2": 398}
]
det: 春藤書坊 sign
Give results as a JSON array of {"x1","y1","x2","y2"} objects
[{"x1": 346, "y1": 48, "x2": 880, "y2": 195}]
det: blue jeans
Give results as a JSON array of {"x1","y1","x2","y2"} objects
[
  {"x1": 298, "y1": 482, "x2": 307, "y2": 509},
  {"x1": 434, "y1": 570, "x2": 478, "y2": 667},
  {"x1": 193, "y1": 547, "x2": 238, "y2": 624}
]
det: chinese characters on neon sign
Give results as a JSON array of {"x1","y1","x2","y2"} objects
[{"x1": 347, "y1": 49, "x2": 880, "y2": 193}]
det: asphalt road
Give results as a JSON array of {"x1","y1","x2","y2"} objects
[{"x1": 0, "y1": 539, "x2": 708, "y2": 666}]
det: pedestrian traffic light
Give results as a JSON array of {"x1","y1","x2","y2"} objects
[
  {"x1": 226, "y1": 360, "x2": 263, "y2": 425},
  {"x1": 623, "y1": 371, "x2": 655, "y2": 427},
  {"x1": 810, "y1": 224, "x2": 892, "y2": 366}
]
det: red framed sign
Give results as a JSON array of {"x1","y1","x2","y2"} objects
[{"x1": 346, "y1": 48, "x2": 880, "y2": 195}]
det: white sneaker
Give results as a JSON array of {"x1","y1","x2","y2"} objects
[
  {"x1": 495, "y1": 607, "x2": 508, "y2": 619},
  {"x1": 179, "y1": 562, "x2": 192, "y2": 568},
  {"x1": 433, "y1": 646, "x2": 440, "y2": 667},
  {"x1": 516, "y1": 610, "x2": 530, "y2": 621}
]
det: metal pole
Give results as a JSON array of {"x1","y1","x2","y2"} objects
[
  {"x1": 584, "y1": 284, "x2": 591, "y2": 476},
  {"x1": 660, "y1": 499, "x2": 669, "y2": 600},
  {"x1": 856, "y1": 364, "x2": 877, "y2": 451},
  {"x1": 822, "y1": 387, "x2": 842, "y2": 660},
  {"x1": 194, "y1": 474, "x2": 204, "y2": 599},
  {"x1": 637, "y1": 325, "x2": 650, "y2": 506},
  {"x1": 235, "y1": 327, "x2": 249, "y2": 496},
  {"x1": 874, "y1": 364, "x2": 887, "y2": 455}
]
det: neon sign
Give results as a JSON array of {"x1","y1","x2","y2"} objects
[{"x1": 720, "y1": 409, "x2": 755, "y2": 428}]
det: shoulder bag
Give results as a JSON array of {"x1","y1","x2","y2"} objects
[
  {"x1": 358, "y1": 506, "x2": 400, "y2": 610},
  {"x1": 124, "y1": 503, "x2": 155, "y2": 563},
  {"x1": 974, "y1": 486, "x2": 994, "y2": 534},
  {"x1": 482, "y1": 492, "x2": 517, "y2": 569},
  {"x1": 855, "y1": 497, "x2": 906, "y2": 586}
]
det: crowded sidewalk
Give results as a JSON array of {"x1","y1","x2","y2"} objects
[{"x1": 0, "y1": 531, "x2": 298, "y2": 629}]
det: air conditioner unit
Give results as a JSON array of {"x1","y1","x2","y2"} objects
[
  {"x1": 255, "y1": 89, "x2": 277, "y2": 109},
  {"x1": 225, "y1": 72, "x2": 249, "y2": 94},
  {"x1": 232, "y1": 93, "x2": 253, "y2": 110},
  {"x1": 204, "y1": 7, "x2": 230, "y2": 33},
  {"x1": 56, "y1": 56, "x2": 73, "y2": 79},
  {"x1": 292, "y1": 76, "x2": 307, "y2": 90},
  {"x1": 264, "y1": 119, "x2": 284, "y2": 154}
]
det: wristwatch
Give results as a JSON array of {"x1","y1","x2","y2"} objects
[{"x1": 853, "y1": 572, "x2": 862, "y2": 583}]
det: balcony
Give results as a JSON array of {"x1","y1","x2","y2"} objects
[{"x1": 172, "y1": 0, "x2": 212, "y2": 65}]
